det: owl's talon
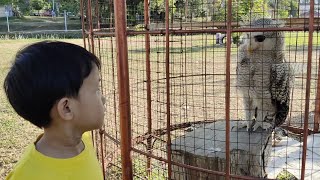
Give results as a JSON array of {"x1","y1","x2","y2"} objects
[
  {"x1": 232, "y1": 121, "x2": 252, "y2": 132},
  {"x1": 252, "y1": 122, "x2": 272, "y2": 131}
]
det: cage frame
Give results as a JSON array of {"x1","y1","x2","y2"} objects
[{"x1": 81, "y1": 0, "x2": 320, "y2": 179}]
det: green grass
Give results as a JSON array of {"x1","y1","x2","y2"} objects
[
  {"x1": 276, "y1": 169, "x2": 298, "y2": 180},
  {"x1": 285, "y1": 31, "x2": 320, "y2": 47},
  {"x1": 0, "y1": 16, "x2": 83, "y2": 39},
  {"x1": 106, "y1": 158, "x2": 167, "y2": 180},
  {"x1": 0, "y1": 16, "x2": 81, "y2": 32}
]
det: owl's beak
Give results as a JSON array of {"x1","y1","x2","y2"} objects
[
  {"x1": 247, "y1": 45, "x2": 259, "y2": 54},
  {"x1": 247, "y1": 38, "x2": 257, "y2": 54},
  {"x1": 247, "y1": 47, "x2": 254, "y2": 54}
]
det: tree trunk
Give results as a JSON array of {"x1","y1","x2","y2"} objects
[{"x1": 171, "y1": 120, "x2": 272, "y2": 180}]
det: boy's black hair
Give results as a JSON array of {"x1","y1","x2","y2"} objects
[{"x1": 3, "y1": 41, "x2": 101, "y2": 128}]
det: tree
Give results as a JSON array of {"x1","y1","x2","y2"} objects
[
  {"x1": 59, "y1": 0, "x2": 80, "y2": 15},
  {"x1": 126, "y1": 0, "x2": 176, "y2": 24},
  {"x1": 149, "y1": 0, "x2": 176, "y2": 21},
  {"x1": 268, "y1": 0, "x2": 298, "y2": 18},
  {"x1": 238, "y1": 0, "x2": 270, "y2": 19},
  {"x1": 14, "y1": 0, "x2": 30, "y2": 16},
  {"x1": 289, "y1": 1, "x2": 299, "y2": 17},
  {"x1": 30, "y1": 0, "x2": 45, "y2": 14},
  {"x1": 212, "y1": 0, "x2": 269, "y2": 21},
  {"x1": 174, "y1": 0, "x2": 185, "y2": 18},
  {"x1": 0, "y1": 0, "x2": 30, "y2": 16},
  {"x1": 0, "y1": 0, "x2": 10, "y2": 6},
  {"x1": 186, "y1": 0, "x2": 208, "y2": 18}
]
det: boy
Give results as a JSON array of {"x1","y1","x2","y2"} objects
[{"x1": 4, "y1": 41, "x2": 105, "y2": 180}]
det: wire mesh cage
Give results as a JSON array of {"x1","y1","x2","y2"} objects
[{"x1": 81, "y1": 0, "x2": 320, "y2": 179}]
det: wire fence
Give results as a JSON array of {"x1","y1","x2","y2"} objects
[
  {"x1": 81, "y1": 0, "x2": 320, "y2": 179},
  {"x1": 0, "y1": 15, "x2": 84, "y2": 39}
]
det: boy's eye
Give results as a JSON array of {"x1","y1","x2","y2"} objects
[{"x1": 254, "y1": 35, "x2": 266, "y2": 42}]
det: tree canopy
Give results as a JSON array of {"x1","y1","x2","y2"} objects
[
  {"x1": 59, "y1": 0, "x2": 80, "y2": 14},
  {"x1": 30, "y1": 0, "x2": 44, "y2": 12},
  {"x1": 0, "y1": 0, "x2": 299, "y2": 19}
]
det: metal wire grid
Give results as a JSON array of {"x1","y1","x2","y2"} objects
[{"x1": 81, "y1": 0, "x2": 320, "y2": 179}]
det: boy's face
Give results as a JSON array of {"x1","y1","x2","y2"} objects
[{"x1": 73, "y1": 64, "x2": 105, "y2": 131}]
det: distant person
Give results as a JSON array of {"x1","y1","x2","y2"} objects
[
  {"x1": 4, "y1": 41, "x2": 106, "y2": 180},
  {"x1": 136, "y1": 12, "x2": 139, "y2": 22},
  {"x1": 52, "y1": 10, "x2": 56, "y2": 19},
  {"x1": 216, "y1": 32, "x2": 221, "y2": 44}
]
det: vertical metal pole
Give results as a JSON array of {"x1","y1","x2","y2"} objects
[
  {"x1": 185, "y1": 0, "x2": 188, "y2": 21},
  {"x1": 64, "y1": 10, "x2": 68, "y2": 32},
  {"x1": 165, "y1": 0, "x2": 172, "y2": 178},
  {"x1": 149, "y1": 0, "x2": 152, "y2": 22},
  {"x1": 109, "y1": 0, "x2": 118, "y2": 141},
  {"x1": 95, "y1": 0, "x2": 100, "y2": 29},
  {"x1": 52, "y1": 0, "x2": 55, "y2": 12},
  {"x1": 6, "y1": 11, "x2": 10, "y2": 32},
  {"x1": 225, "y1": 0, "x2": 232, "y2": 179},
  {"x1": 144, "y1": 0, "x2": 152, "y2": 177},
  {"x1": 314, "y1": 55, "x2": 320, "y2": 132},
  {"x1": 88, "y1": 0, "x2": 95, "y2": 53},
  {"x1": 99, "y1": 130, "x2": 106, "y2": 180},
  {"x1": 301, "y1": 0, "x2": 315, "y2": 179},
  {"x1": 114, "y1": 0, "x2": 133, "y2": 179},
  {"x1": 96, "y1": 0, "x2": 105, "y2": 178},
  {"x1": 80, "y1": 0, "x2": 87, "y2": 49}
]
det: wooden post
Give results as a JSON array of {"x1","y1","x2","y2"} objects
[{"x1": 171, "y1": 120, "x2": 272, "y2": 179}]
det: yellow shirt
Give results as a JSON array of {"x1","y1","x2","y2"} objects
[{"x1": 6, "y1": 132, "x2": 103, "y2": 180}]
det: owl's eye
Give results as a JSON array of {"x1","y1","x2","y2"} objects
[{"x1": 254, "y1": 35, "x2": 266, "y2": 42}]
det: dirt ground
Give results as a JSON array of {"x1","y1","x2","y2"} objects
[
  {"x1": 99, "y1": 34, "x2": 320, "y2": 178},
  {"x1": 1, "y1": 34, "x2": 319, "y2": 179}
]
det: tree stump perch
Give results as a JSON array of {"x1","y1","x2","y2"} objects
[{"x1": 171, "y1": 120, "x2": 272, "y2": 180}]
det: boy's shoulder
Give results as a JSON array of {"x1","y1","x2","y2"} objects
[
  {"x1": 6, "y1": 141, "x2": 38, "y2": 179},
  {"x1": 6, "y1": 132, "x2": 100, "y2": 180}
]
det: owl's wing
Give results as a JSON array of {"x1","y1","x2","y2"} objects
[{"x1": 270, "y1": 63, "x2": 294, "y2": 127}]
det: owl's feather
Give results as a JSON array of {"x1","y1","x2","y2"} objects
[
  {"x1": 236, "y1": 18, "x2": 294, "y2": 132},
  {"x1": 270, "y1": 63, "x2": 294, "y2": 127}
]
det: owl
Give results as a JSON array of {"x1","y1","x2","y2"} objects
[{"x1": 235, "y1": 18, "x2": 294, "y2": 132}]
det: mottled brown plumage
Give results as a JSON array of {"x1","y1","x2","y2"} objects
[{"x1": 236, "y1": 18, "x2": 294, "y2": 132}]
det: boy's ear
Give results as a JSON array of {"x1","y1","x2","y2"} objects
[{"x1": 56, "y1": 98, "x2": 74, "y2": 121}]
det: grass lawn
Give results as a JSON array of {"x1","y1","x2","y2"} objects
[
  {"x1": 0, "y1": 39, "x2": 83, "y2": 179},
  {"x1": 0, "y1": 16, "x2": 82, "y2": 32}
]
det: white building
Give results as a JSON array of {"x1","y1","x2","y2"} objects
[
  {"x1": 299, "y1": 0, "x2": 320, "y2": 17},
  {"x1": 0, "y1": 5, "x2": 13, "y2": 17}
]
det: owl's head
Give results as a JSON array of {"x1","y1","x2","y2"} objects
[{"x1": 241, "y1": 18, "x2": 285, "y2": 55}]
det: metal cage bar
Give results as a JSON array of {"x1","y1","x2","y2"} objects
[
  {"x1": 165, "y1": 0, "x2": 172, "y2": 178},
  {"x1": 301, "y1": 0, "x2": 315, "y2": 179},
  {"x1": 113, "y1": 0, "x2": 133, "y2": 179},
  {"x1": 143, "y1": 0, "x2": 152, "y2": 177},
  {"x1": 87, "y1": 0, "x2": 94, "y2": 53},
  {"x1": 225, "y1": 0, "x2": 232, "y2": 179}
]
